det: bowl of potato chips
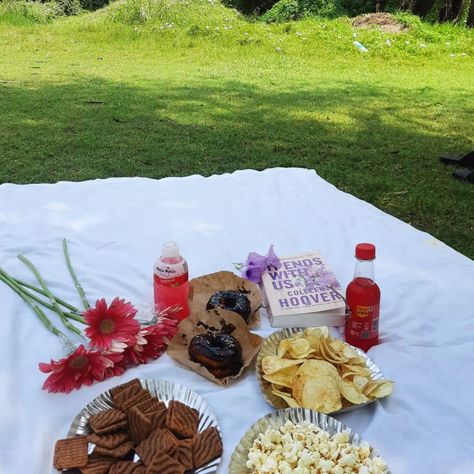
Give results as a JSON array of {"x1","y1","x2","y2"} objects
[{"x1": 256, "y1": 327, "x2": 394, "y2": 414}]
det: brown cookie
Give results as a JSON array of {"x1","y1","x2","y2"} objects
[
  {"x1": 79, "y1": 454, "x2": 116, "y2": 474},
  {"x1": 192, "y1": 427, "x2": 223, "y2": 469},
  {"x1": 53, "y1": 436, "x2": 88, "y2": 470},
  {"x1": 135, "y1": 429, "x2": 178, "y2": 465},
  {"x1": 176, "y1": 438, "x2": 194, "y2": 471},
  {"x1": 145, "y1": 452, "x2": 185, "y2": 474},
  {"x1": 87, "y1": 431, "x2": 129, "y2": 449},
  {"x1": 135, "y1": 398, "x2": 164, "y2": 416},
  {"x1": 112, "y1": 384, "x2": 142, "y2": 408},
  {"x1": 119, "y1": 389, "x2": 152, "y2": 412},
  {"x1": 128, "y1": 406, "x2": 153, "y2": 444},
  {"x1": 93, "y1": 441, "x2": 135, "y2": 458},
  {"x1": 109, "y1": 378, "x2": 142, "y2": 398},
  {"x1": 109, "y1": 460, "x2": 144, "y2": 473},
  {"x1": 89, "y1": 409, "x2": 127, "y2": 435},
  {"x1": 149, "y1": 406, "x2": 167, "y2": 429},
  {"x1": 166, "y1": 400, "x2": 199, "y2": 439}
]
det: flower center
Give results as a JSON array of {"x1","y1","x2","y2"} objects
[
  {"x1": 100, "y1": 318, "x2": 116, "y2": 335},
  {"x1": 69, "y1": 355, "x2": 88, "y2": 369}
]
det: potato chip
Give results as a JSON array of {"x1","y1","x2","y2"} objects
[
  {"x1": 341, "y1": 371, "x2": 359, "y2": 380},
  {"x1": 302, "y1": 329, "x2": 322, "y2": 352},
  {"x1": 277, "y1": 339, "x2": 291, "y2": 358},
  {"x1": 297, "y1": 360, "x2": 340, "y2": 384},
  {"x1": 370, "y1": 380, "x2": 394, "y2": 398},
  {"x1": 353, "y1": 375, "x2": 370, "y2": 391},
  {"x1": 319, "y1": 339, "x2": 345, "y2": 364},
  {"x1": 342, "y1": 345, "x2": 359, "y2": 359},
  {"x1": 362, "y1": 380, "x2": 379, "y2": 396},
  {"x1": 287, "y1": 338, "x2": 311, "y2": 358},
  {"x1": 263, "y1": 365, "x2": 299, "y2": 388},
  {"x1": 293, "y1": 375, "x2": 341, "y2": 413},
  {"x1": 271, "y1": 388, "x2": 300, "y2": 408},
  {"x1": 339, "y1": 380, "x2": 369, "y2": 405},
  {"x1": 261, "y1": 356, "x2": 303, "y2": 375},
  {"x1": 341, "y1": 364, "x2": 371, "y2": 376}
]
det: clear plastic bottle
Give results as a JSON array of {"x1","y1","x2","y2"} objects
[
  {"x1": 153, "y1": 241, "x2": 190, "y2": 321},
  {"x1": 344, "y1": 243, "x2": 380, "y2": 352}
]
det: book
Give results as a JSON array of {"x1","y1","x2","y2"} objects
[{"x1": 261, "y1": 250, "x2": 346, "y2": 328}]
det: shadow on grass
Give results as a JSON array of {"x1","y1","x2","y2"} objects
[{"x1": 0, "y1": 77, "x2": 473, "y2": 256}]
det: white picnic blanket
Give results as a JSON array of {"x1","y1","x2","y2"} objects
[{"x1": 0, "y1": 168, "x2": 473, "y2": 474}]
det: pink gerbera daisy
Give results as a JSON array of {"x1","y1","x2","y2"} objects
[
  {"x1": 39, "y1": 345, "x2": 123, "y2": 394},
  {"x1": 84, "y1": 297, "x2": 140, "y2": 351},
  {"x1": 123, "y1": 320, "x2": 179, "y2": 365}
]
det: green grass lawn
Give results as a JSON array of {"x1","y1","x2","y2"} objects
[{"x1": 1, "y1": 2, "x2": 474, "y2": 258}]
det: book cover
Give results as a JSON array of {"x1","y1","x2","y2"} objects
[{"x1": 261, "y1": 250, "x2": 346, "y2": 328}]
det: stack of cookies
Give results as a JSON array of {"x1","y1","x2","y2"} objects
[{"x1": 53, "y1": 378, "x2": 223, "y2": 473}]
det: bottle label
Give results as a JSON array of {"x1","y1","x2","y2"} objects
[
  {"x1": 347, "y1": 304, "x2": 379, "y2": 340},
  {"x1": 154, "y1": 262, "x2": 188, "y2": 287}
]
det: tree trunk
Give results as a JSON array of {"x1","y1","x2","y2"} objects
[
  {"x1": 399, "y1": 0, "x2": 415, "y2": 11},
  {"x1": 438, "y1": 0, "x2": 464, "y2": 20},
  {"x1": 413, "y1": 0, "x2": 436, "y2": 16},
  {"x1": 453, "y1": 0, "x2": 469, "y2": 22},
  {"x1": 467, "y1": 0, "x2": 474, "y2": 25}
]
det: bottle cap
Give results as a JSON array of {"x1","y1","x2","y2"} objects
[
  {"x1": 161, "y1": 241, "x2": 180, "y2": 259},
  {"x1": 355, "y1": 243, "x2": 376, "y2": 260}
]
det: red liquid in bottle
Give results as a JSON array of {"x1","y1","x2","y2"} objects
[
  {"x1": 344, "y1": 244, "x2": 380, "y2": 352},
  {"x1": 153, "y1": 242, "x2": 190, "y2": 321}
]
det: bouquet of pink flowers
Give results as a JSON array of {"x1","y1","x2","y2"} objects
[{"x1": 0, "y1": 240, "x2": 179, "y2": 394}]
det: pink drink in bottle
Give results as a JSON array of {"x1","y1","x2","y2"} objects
[{"x1": 153, "y1": 241, "x2": 190, "y2": 321}]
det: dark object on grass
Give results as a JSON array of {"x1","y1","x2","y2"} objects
[
  {"x1": 439, "y1": 151, "x2": 474, "y2": 168},
  {"x1": 452, "y1": 168, "x2": 474, "y2": 184}
]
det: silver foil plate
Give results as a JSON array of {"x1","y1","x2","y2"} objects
[
  {"x1": 256, "y1": 327, "x2": 388, "y2": 414},
  {"x1": 64, "y1": 379, "x2": 221, "y2": 473},
  {"x1": 229, "y1": 407, "x2": 391, "y2": 473}
]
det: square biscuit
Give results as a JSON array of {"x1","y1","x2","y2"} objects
[
  {"x1": 53, "y1": 436, "x2": 88, "y2": 470},
  {"x1": 166, "y1": 400, "x2": 199, "y2": 439}
]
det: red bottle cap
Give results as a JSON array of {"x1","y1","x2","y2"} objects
[{"x1": 355, "y1": 243, "x2": 376, "y2": 260}]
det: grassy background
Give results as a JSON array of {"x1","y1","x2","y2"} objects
[{"x1": 0, "y1": 2, "x2": 473, "y2": 258}]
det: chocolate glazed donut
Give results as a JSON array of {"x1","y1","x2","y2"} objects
[
  {"x1": 206, "y1": 290, "x2": 252, "y2": 323},
  {"x1": 188, "y1": 333, "x2": 243, "y2": 379}
]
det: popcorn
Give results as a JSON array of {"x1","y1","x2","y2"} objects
[{"x1": 246, "y1": 421, "x2": 387, "y2": 474}]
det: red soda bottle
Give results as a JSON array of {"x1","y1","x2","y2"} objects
[
  {"x1": 344, "y1": 243, "x2": 380, "y2": 352},
  {"x1": 153, "y1": 241, "x2": 190, "y2": 321}
]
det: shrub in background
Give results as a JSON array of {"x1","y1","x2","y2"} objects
[
  {"x1": 107, "y1": 0, "x2": 173, "y2": 24},
  {"x1": 261, "y1": 0, "x2": 300, "y2": 21},
  {"x1": 338, "y1": 0, "x2": 373, "y2": 15},
  {"x1": 229, "y1": 0, "x2": 384, "y2": 18},
  {"x1": 301, "y1": 0, "x2": 346, "y2": 17},
  {"x1": 0, "y1": 0, "x2": 65, "y2": 21},
  {"x1": 78, "y1": 0, "x2": 110, "y2": 11},
  {"x1": 224, "y1": 0, "x2": 276, "y2": 13},
  {"x1": 54, "y1": 0, "x2": 82, "y2": 15}
]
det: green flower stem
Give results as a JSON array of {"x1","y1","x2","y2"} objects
[
  {"x1": 11, "y1": 276, "x2": 80, "y2": 313},
  {"x1": 0, "y1": 272, "x2": 67, "y2": 338},
  {"x1": 0, "y1": 270, "x2": 59, "y2": 312},
  {"x1": 17, "y1": 255, "x2": 84, "y2": 338},
  {"x1": 0, "y1": 270, "x2": 86, "y2": 324},
  {"x1": 0, "y1": 268, "x2": 86, "y2": 324},
  {"x1": 63, "y1": 238, "x2": 90, "y2": 310}
]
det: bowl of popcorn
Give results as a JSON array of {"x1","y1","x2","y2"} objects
[{"x1": 229, "y1": 408, "x2": 390, "y2": 474}]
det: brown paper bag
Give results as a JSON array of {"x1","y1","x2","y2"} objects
[
  {"x1": 189, "y1": 271, "x2": 262, "y2": 328},
  {"x1": 166, "y1": 309, "x2": 263, "y2": 386}
]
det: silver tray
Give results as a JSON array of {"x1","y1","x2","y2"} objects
[
  {"x1": 256, "y1": 327, "x2": 388, "y2": 414},
  {"x1": 65, "y1": 379, "x2": 221, "y2": 473},
  {"x1": 229, "y1": 408, "x2": 391, "y2": 473}
]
